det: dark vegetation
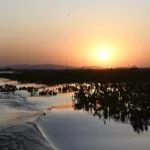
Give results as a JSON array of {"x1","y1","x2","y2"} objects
[
  {"x1": 73, "y1": 82, "x2": 150, "y2": 133},
  {"x1": 0, "y1": 68, "x2": 150, "y2": 85},
  {"x1": 0, "y1": 84, "x2": 78, "y2": 96}
]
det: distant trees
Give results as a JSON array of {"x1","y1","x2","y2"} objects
[{"x1": 1, "y1": 69, "x2": 150, "y2": 85}]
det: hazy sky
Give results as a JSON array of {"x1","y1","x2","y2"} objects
[{"x1": 0, "y1": 0, "x2": 150, "y2": 67}]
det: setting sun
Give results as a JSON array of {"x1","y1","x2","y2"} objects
[
  {"x1": 98, "y1": 49, "x2": 110, "y2": 61},
  {"x1": 87, "y1": 42, "x2": 117, "y2": 67},
  {"x1": 93, "y1": 44, "x2": 114, "y2": 66},
  {"x1": 85, "y1": 40, "x2": 123, "y2": 68}
]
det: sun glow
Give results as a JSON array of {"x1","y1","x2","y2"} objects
[
  {"x1": 86, "y1": 41, "x2": 120, "y2": 67},
  {"x1": 91, "y1": 43, "x2": 115, "y2": 67},
  {"x1": 98, "y1": 49, "x2": 110, "y2": 61},
  {"x1": 96, "y1": 46, "x2": 113, "y2": 62}
]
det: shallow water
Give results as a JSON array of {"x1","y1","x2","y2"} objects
[
  {"x1": 28, "y1": 93, "x2": 73, "y2": 110},
  {"x1": 0, "y1": 91, "x2": 73, "y2": 150},
  {"x1": 40, "y1": 111, "x2": 150, "y2": 150},
  {"x1": 0, "y1": 86, "x2": 150, "y2": 149}
]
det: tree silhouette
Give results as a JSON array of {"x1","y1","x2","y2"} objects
[{"x1": 74, "y1": 82, "x2": 150, "y2": 134}]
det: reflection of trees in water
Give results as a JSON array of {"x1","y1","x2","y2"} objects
[
  {"x1": 0, "y1": 84, "x2": 79, "y2": 96},
  {"x1": 74, "y1": 82, "x2": 150, "y2": 133}
]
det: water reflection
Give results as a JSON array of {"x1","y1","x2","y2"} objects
[
  {"x1": 0, "y1": 83, "x2": 79, "y2": 96},
  {"x1": 74, "y1": 82, "x2": 150, "y2": 133}
]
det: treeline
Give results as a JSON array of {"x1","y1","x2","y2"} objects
[{"x1": 0, "y1": 68, "x2": 150, "y2": 85}]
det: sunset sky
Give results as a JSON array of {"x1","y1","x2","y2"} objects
[{"x1": 0, "y1": 0, "x2": 150, "y2": 67}]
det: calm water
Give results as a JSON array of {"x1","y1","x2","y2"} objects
[
  {"x1": 0, "y1": 81, "x2": 150, "y2": 149},
  {"x1": 40, "y1": 111, "x2": 150, "y2": 150}
]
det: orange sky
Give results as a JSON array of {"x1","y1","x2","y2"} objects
[{"x1": 0, "y1": 0, "x2": 150, "y2": 67}]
